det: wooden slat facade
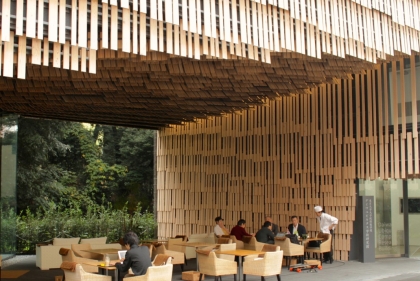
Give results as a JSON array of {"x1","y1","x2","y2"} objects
[{"x1": 157, "y1": 55, "x2": 420, "y2": 261}]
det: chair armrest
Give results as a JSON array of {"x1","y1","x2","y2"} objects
[
  {"x1": 243, "y1": 258, "x2": 265, "y2": 268},
  {"x1": 255, "y1": 242, "x2": 265, "y2": 251},
  {"x1": 164, "y1": 250, "x2": 184, "y2": 265},
  {"x1": 82, "y1": 273, "x2": 112, "y2": 281},
  {"x1": 235, "y1": 240, "x2": 244, "y2": 249}
]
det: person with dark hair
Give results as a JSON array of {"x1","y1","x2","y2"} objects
[
  {"x1": 230, "y1": 219, "x2": 254, "y2": 241},
  {"x1": 214, "y1": 216, "x2": 230, "y2": 237},
  {"x1": 287, "y1": 216, "x2": 307, "y2": 237},
  {"x1": 255, "y1": 221, "x2": 275, "y2": 244},
  {"x1": 265, "y1": 215, "x2": 280, "y2": 236},
  {"x1": 111, "y1": 231, "x2": 151, "y2": 281}
]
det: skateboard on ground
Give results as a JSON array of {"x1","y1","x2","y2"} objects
[{"x1": 289, "y1": 260, "x2": 322, "y2": 273}]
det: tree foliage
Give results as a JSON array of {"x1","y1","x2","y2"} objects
[{"x1": 16, "y1": 117, "x2": 155, "y2": 214}]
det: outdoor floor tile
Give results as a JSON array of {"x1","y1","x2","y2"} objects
[{"x1": 2, "y1": 255, "x2": 420, "y2": 281}]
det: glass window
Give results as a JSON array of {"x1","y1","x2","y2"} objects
[
  {"x1": 359, "y1": 179, "x2": 405, "y2": 257},
  {"x1": 407, "y1": 179, "x2": 420, "y2": 258}
]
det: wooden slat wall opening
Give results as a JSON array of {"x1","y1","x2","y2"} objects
[
  {"x1": 1, "y1": 0, "x2": 420, "y2": 77},
  {"x1": 157, "y1": 54, "x2": 420, "y2": 261}
]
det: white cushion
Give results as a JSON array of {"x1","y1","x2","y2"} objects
[
  {"x1": 80, "y1": 237, "x2": 107, "y2": 245},
  {"x1": 52, "y1": 237, "x2": 80, "y2": 246}
]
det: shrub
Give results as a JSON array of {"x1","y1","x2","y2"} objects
[
  {"x1": 14, "y1": 201, "x2": 156, "y2": 254},
  {"x1": 1, "y1": 198, "x2": 16, "y2": 253}
]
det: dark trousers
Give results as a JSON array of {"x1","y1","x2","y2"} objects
[{"x1": 323, "y1": 229, "x2": 334, "y2": 261}]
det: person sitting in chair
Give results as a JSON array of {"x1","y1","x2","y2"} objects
[
  {"x1": 287, "y1": 216, "x2": 307, "y2": 237},
  {"x1": 230, "y1": 219, "x2": 254, "y2": 241},
  {"x1": 255, "y1": 221, "x2": 275, "y2": 244},
  {"x1": 111, "y1": 231, "x2": 151, "y2": 281},
  {"x1": 214, "y1": 216, "x2": 230, "y2": 237}
]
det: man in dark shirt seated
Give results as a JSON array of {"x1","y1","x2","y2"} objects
[
  {"x1": 256, "y1": 221, "x2": 275, "y2": 244},
  {"x1": 230, "y1": 219, "x2": 255, "y2": 241},
  {"x1": 111, "y1": 231, "x2": 151, "y2": 281},
  {"x1": 287, "y1": 216, "x2": 307, "y2": 237}
]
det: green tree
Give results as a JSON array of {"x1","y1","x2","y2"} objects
[
  {"x1": 16, "y1": 118, "x2": 73, "y2": 213},
  {"x1": 96, "y1": 127, "x2": 155, "y2": 211}
]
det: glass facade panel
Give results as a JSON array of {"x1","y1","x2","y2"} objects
[
  {"x1": 359, "y1": 179, "x2": 405, "y2": 257},
  {"x1": 1, "y1": 114, "x2": 18, "y2": 259},
  {"x1": 387, "y1": 57, "x2": 420, "y2": 126},
  {"x1": 407, "y1": 179, "x2": 420, "y2": 258}
]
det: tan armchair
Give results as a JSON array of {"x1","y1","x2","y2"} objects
[
  {"x1": 304, "y1": 233, "x2": 332, "y2": 265},
  {"x1": 59, "y1": 248, "x2": 99, "y2": 273},
  {"x1": 243, "y1": 245, "x2": 280, "y2": 261},
  {"x1": 167, "y1": 238, "x2": 184, "y2": 253},
  {"x1": 71, "y1": 243, "x2": 104, "y2": 261},
  {"x1": 216, "y1": 242, "x2": 236, "y2": 261},
  {"x1": 152, "y1": 254, "x2": 173, "y2": 266},
  {"x1": 243, "y1": 250, "x2": 283, "y2": 281},
  {"x1": 61, "y1": 263, "x2": 111, "y2": 281},
  {"x1": 152, "y1": 243, "x2": 185, "y2": 271},
  {"x1": 227, "y1": 235, "x2": 244, "y2": 249},
  {"x1": 275, "y1": 237, "x2": 304, "y2": 267},
  {"x1": 196, "y1": 249, "x2": 237, "y2": 280},
  {"x1": 123, "y1": 264, "x2": 173, "y2": 281},
  {"x1": 185, "y1": 233, "x2": 217, "y2": 259},
  {"x1": 242, "y1": 236, "x2": 264, "y2": 251}
]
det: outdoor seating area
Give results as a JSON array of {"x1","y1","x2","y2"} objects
[
  {"x1": 36, "y1": 237, "x2": 122, "y2": 270},
  {"x1": 15, "y1": 231, "x2": 342, "y2": 281}
]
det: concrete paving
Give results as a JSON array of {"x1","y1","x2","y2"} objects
[{"x1": 2, "y1": 255, "x2": 420, "y2": 281}]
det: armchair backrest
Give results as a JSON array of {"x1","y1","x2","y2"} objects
[
  {"x1": 72, "y1": 243, "x2": 104, "y2": 261},
  {"x1": 217, "y1": 237, "x2": 232, "y2": 244},
  {"x1": 261, "y1": 244, "x2": 280, "y2": 252},
  {"x1": 274, "y1": 237, "x2": 291, "y2": 251},
  {"x1": 152, "y1": 254, "x2": 173, "y2": 266},
  {"x1": 229, "y1": 235, "x2": 244, "y2": 249},
  {"x1": 218, "y1": 243, "x2": 236, "y2": 251},
  {"x1": 243, "y1": 236, "x2": 260, "y2": 251},
  {"x1": 196, "y1": 250, "x2": 217, "y2": 271},
  {"x1": 71, "y1": 244, "x2": 91, "y2": 258},
  {"x1": 317, "y1": 232, "x2": 330, "y2": 241},
  {"x1": 174, "y1": 235, "x2": 188, "y2": 241},
  {"x1": 130, "y1": 264, "x2": 173, "y2": 281},
  {"x1": 217, "y1": 243, "x2": 236, "y2": 261},
  {"x1": 317, "y1": 233, "x2": 332, "y2": 252},
  {"x1": 167, "y1": 238, "x2": 184, "y2": 253},
  {"x1": 261, "y1": 251, "x2": 284, "y2": 273}
]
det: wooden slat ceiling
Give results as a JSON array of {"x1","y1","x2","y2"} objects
[
  {"x1": 1, "y1": 0, "x2": 419, "y2": 129},
  {"x1": 0, "y1": 51, "x2": 376, "y2": 129}
]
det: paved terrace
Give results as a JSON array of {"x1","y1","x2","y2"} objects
[{"x1": 2, "y1": 256, "x2": 420, "y2": 281}]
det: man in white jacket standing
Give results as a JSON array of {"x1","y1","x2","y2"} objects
[{"x1": 314, "y1": 205, "x2": 338, "y2": 263}]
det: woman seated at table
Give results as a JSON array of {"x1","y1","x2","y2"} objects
[{"x1": 111, "y1": 231, "x2": 151, "y2": 281}]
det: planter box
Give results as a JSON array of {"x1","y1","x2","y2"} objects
[{"x1": 181, "y1": 271, "x2": 204, "y2": 281}]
